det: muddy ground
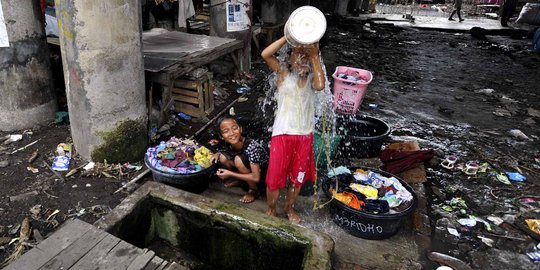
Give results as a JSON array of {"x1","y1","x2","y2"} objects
[{"x1": 0, "y1": 15, "x2": 539, "y2": 269}]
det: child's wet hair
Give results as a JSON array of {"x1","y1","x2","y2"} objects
[{"x1": 215, "y1": 114, "x2": 240, "y2": 136}]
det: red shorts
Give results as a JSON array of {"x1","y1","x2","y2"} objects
[{"x1": 265, "y1": 134, "x2": 316, "y2": 191}]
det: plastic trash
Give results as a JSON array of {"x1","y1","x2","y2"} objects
[
  {"x1": 441, "y1": 155, "x2": 458, "y2": 169},
  {"x1": 447, "y1": 227, "x2": 460, "y2": 237},
  {"x1": 491, "y1": 172, "x2": 511, "y2": 185},
  {"x1": 506, "y1": 171, "x2": 526, "y2": 182},
  {"x1": 236, "y1": 87, "x2": 251, "y2": 94},
  {"x1": 52, "y1": 156, "x2": 70, "y2": 171},
  {"x1": 458, "y1": 218, "x2": 477, "y2": 227},
  {"x1": 508, "y1": 129, "x2": 531, "y2": 140},
  {"x1": 177, "y1": 112, "x2": 191, "y2": 120}
]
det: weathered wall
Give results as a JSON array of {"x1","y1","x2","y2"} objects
[
  {"x1": 0, "y1": 0, "x2": 57, "y2": 131},
  {"x1": 56, "y1": 0, "x2": 147, "y2": 162},
  {"x1": 210, "y1": 0, "x2": 252, "y2": 70},
  {"x1": 261, "y1": 0, "x2": 291, "y2": 24}
]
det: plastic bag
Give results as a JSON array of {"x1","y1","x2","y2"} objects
[
  {"x1": 516, "y1": 3, "x2": 540, "y2": 25},
  {"x1": 45, "y1": 14, "x2": 59, "y2": 37}
]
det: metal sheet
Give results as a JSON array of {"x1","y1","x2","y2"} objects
[{"x1": 142, "y1": 30, "x2": 238, "y2": 72}]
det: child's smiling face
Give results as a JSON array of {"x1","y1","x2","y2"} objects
[{"x1": 219, "y1": 119, "x2": 243, "y2": 145}]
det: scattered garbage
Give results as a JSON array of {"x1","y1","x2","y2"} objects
[
  {"x1": 505, "y1": 171, "x2": 526, "y2": 182},
  {"x1": 0, "y1": 160, "x2": 9, "y2": 168},
  {"x1": 508, "y1": 129, "x2": 531, "y2": 141},
  {"x1": 527, "y1": 243, "x2": 540, "y2": 262},
  {"x1": 177, "y1": 112, "x2": 191, "y2": 120},
  {"x1": 441, "y1": 155, "x2": 458, "y2": 169},
  {"x1": 83, "y1": 162, "x2": 95, "y2": 171},
  {"x1": 490, "y1": 172, "x2": 512, "y2": 185},
  {"x1": 474, "y1": 88, "x2": 495, "y2": 95},
  {"x1": 525, "y1": 219, "x2": 540, "y2": 234},
  {"x1": 52, "y1": 143, "x2": 72, "y2": 171},
  {"x1": 493, "y1": 108, "x2": 512, "y2": 117},
  {"x1": 2, "y1": 135, "x2": 22, "y2": 145},
  {"x1": 27, "y1": 150, "x2": 38, "y2": 163},
  {"x1": 236, "y1": 86, "x2": 251, "y2": 94},
  {"x1": 26, "y1": 166, "x2": 39, "y2": 173}
]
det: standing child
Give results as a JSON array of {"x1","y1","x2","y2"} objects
[
  {"x1": 261, "y1": 36, "x2": 325, "y2": 224},
  {"x1": 211, "y1": 115, "x2": 268, "y2": 203}
]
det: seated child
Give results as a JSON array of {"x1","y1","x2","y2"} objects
[{"x1": 211, "y1": 115, "x2": 269, "y2": 203}]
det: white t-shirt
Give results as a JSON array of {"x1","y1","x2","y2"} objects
[{"x1": 272, "y1": 74, "x2": 315, "y2": 136}]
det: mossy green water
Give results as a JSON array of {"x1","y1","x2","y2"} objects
[{"x1": 91, "y1": 119, "x2": 147, "y2": 163}]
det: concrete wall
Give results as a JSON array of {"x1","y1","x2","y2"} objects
[
  {"x1": 0, "y1": 0, "x2": 57, "y2": 131},
  {"x1": 210, "y1": 0, "x2": 252, "y2": 71},
  {"x1": 261, "y1": 0, "x2": 291, "y2": 24},
  {"x1": 56, "y1": 0, "x2": 147, "y2": 162}
]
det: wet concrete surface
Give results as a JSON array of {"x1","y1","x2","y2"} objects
[{"x1": 201, "y1": 181, "x2": 422, "y2": 270}]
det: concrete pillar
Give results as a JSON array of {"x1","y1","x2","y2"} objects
[
  {"x1": 56, "y1": 0, "x2": 147, "y2": 163},
  {"x1": 210, "y1": 0, "x2": 252, "y2": 71},
  {"x1": 261, "y1": 0, "x2": 291, "y2": 25},
  {"x1": 0, "y1": 0, "x2": 57, "y2": 131}
]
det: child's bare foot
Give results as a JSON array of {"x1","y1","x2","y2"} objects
[
  {"x1": 223, "y1": 179, "x2": 240, "y2": 188},
  {"x1": 266, "y1": 208, "x2": 277, "y2": 217},
  {"x1": 285, "y1": 208, "x2": 301, "y2": 224},
  {"x1": 239, "y1": 189, "x2": 259, "y2": 204}
]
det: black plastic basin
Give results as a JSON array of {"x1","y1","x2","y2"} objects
[
  {"x1": 336, "y1": 115, "x2": 391, "y2": 159},
  {"x1": 321, "y1": 167, "x2": 417, "y2": 240},
  {"x1": 145, "y1": 157, "x2": 217, "y2": 194}
]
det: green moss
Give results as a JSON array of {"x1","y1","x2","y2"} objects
[
  {"x1": 150, "y1": 208, "x2": 180, "y2": 246},
  {"x1": 91, "y1": 119, "x2": 147, "y2": 163}
]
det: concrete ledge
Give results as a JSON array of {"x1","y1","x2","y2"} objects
[{"x1": 96, "y1": 181, "x2": 335, "y2": 270}]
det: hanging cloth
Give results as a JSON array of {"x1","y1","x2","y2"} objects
[{"x1": 178, "y1": 0, "x2": 195, "y2": 28}]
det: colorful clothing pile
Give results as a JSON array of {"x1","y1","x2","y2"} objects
[
  {"x1": 329, "y1": 166, "x2": 414, "y2": 214},
  {"x1": 146, "y1": 137, "x2": 213, "y2": 174}
]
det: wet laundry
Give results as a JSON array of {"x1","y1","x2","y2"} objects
[
  {"x1": 146, "y1": 137, "x2": 214, "y2": 174},
  {"x1": 329, "y1": 167, "x2": 414, "y2": 213}
]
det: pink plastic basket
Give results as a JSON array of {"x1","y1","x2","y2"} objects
[{"x1": 332, "y1": 66, "x2": 373, "y2": 114}]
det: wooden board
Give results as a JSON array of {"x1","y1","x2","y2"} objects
[
  {"x1": 5, "y1": 219, "x2": 171, "y2": 270},
  {"x1": 386, "y1": 141, "x2": 427, "y2": 184},
  {"x1": 3, "y1": 219, "x2": 93, "y2": 270},
  {"x1": 40, "y1": 225, "x2": 109, "y2": 269},
  {"x1": 70, "y1": 233, "x2": 122, "y2": 269}
]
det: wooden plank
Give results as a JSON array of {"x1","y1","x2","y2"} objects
[
  {"x1": 197, "y1": 84, "x2": 204, "y2": 114},
  {"x1": 172, "y1": 88, "x2": 199, "y2": 98},
  {"x1": 69, "y1": 233, "x2": 122, "y2": 269},
  {"x1": 4, "y1": 219, "x2": 93, "y2": 270},
  {"x1": 386, "y1": 141, "x2": 427, "y2": 184},
  {"x1": 143, "y1": 256, "x2": 165, "y2": 270},
  {"x1": 164, "y1": 262, "x2": 189, "y2": 270},
  {"x1": 92, "y1": 240, "x2": 144, "y2": 270},
  {"x1": 173, "y1": 95, "x2": 199, "y2": 105},
  {"x1": 174, "y1": 101, "x2": 204, "y2": 117},
  {"x1": 174, "y1": 80, "x2": 199, "y2": 90},
  {"x1": 155, "y1": 260, "x2": 170, "y2": 270},
  {"x1": 127, "y1": 249, "x2": 157, "y2": 270},
  {"x1": 39, "y1": 225, "x2": 109, "y2": 270}
]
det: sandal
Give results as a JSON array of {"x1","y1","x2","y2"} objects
[{"x1": 240, "y1": 189, "x2": 259, "y2": 204}]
